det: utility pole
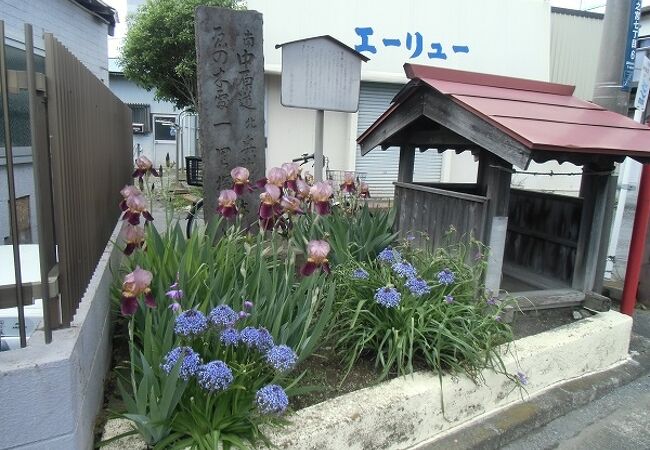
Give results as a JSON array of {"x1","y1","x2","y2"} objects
[
  {"x1": 590, "y1": 0, "x2": 636, "y2": 296},
  {"x1": 592, "y1": 0, "x2": 633, "y2": 115}
]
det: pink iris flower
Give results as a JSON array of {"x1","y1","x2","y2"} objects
[
  {"x1": 280, "y1": 195, "x2": 304, "y2": 215},
  {"x1": 295, "y1": 179, "x2": 311, "y2": 200},
  {"x1": 259, "y1": 184, "x2": 281, "y2": 219},
  {"x1": 132, "y1": 155, "x2": 159, "y2": 180},
  {"x1": 123, "y1": 224, "x2": 145, "y2": 256},
  {"x1": 310, "y1": 182, "x2": 333, "y2": 215},
  {"x1": 119, "y1": 185, "x2": 141, "y2": 212},
  {"x1": 281, "y1": 162, "x2": 301, "y2": 192},
  {"x1": 340, "y1": 171, "x2": 357, "y2": 193},
  {"x1": 217, "y1": 189, "x2": 238, "y2": 219},
  {"x1": 258, "y1": 184, "x2": 282, "y2": 230},
  {"x1": 122, "y1": 191, "x2": 154, "y2": 225},
  {"x1": 230, "y1": 167, "x2": 251, "y2": 196},
  {"x1": 300, "y1": 240, "x2": 331, "y2": 276},
  {"x1": 267, "y1": 167, "x2": 288, "y2": 188},
  {"x1": 359, "y1": 182, "x2": 371, "y2": 198},
  {"x1": 303, "y1": 171, "x2": 315, "y2": 185},
  {"x1": 121, "y1": 265, "x2": 155, "y2": 315}
]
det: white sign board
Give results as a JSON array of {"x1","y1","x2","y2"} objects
[
  {"x1": 634, "y1": 54, "x2": 650, "y2": 111},
  {"x1": 279, "y1": 37, "x2": 364, "y2": 112}
]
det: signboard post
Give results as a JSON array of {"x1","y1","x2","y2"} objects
[{"x1": 275, "y1": 36, "x2": 368, "y2": 181}]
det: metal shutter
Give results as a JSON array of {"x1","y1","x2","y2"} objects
[{"x1": 355, "y1": 82, "x2": 443, "y2": 198}]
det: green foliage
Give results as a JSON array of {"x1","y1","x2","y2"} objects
[
  {"x1": 292, "y1": 201, "x2": 398, "y2": 266},
  {"x1": 121, "y1": 0, "x2": 241, "y2": 110},
  {"x1": 111, "y1": 221, "x2": 334, "y2": 448},
  {"x1": 332, "y1": 235, "x2": 514, "y2": 383},
  {"x1": 103, "y1": 315, "x2": 185, "y2": 446}
]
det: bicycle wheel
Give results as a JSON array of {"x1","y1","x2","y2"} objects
[{"x1": 186, "y1": 199, "x2": 205, "y2": 238}]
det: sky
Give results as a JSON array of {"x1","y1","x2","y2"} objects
[{"x1": 103, "y1": 0, "x2": 646, "y2": 58}]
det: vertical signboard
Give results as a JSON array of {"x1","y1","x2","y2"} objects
[
  {"x1": 634, "y1": 54, "x2": 650, "y2": 111},
  {"x1": 195, "y1": 7, "x2": 266, "y2": 226},
  {"x1": 622, "y1": 0, "x2": 642, "y2": 91}
]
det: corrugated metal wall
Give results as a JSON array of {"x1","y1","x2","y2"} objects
[
  {"x1": 550, "y1": 10, "x2": 604, "y2": 101},
  {"x1": 355, "y1": 82, "x2": 443, "y2": 198}
]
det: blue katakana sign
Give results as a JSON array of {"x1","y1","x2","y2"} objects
[{"x1": 354, "y1": 27, "x2": 469, "y2": 61}]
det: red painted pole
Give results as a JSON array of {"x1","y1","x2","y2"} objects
[{"x1": 621, "y1": 164, "x2": 650, "y2": 315}]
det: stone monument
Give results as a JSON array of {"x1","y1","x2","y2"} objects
[{"x1": 195, "y1": 7, "x2": 265, "y2": 227}]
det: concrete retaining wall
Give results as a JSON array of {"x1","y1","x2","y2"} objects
[
  {"x1": 0, "y1": 220, "x2": 123, "y2": 450},
  {"x1": 103, "y1": 310, "x2": 633, "y2": 450},
  {"x1": 270, "y1": 311, "x2": 632, "y2": 450}
]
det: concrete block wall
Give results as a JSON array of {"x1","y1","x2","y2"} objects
[
  {"x1": 0, "y1": 0, "x2": 110, "y2": 84},
  {"x1": 0, "y1": 220, "x2": 123, "y2": 449}
]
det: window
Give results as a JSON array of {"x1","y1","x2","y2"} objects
[
  {"x1": 127, "y1": 103, "x2": 151, "y2": 134},
  {"x1": 0, "y1": 46, "x2": 45, "y2": 149},
  {"x1": 154, "y1": 115, "x2": 177, "y2": 142}
]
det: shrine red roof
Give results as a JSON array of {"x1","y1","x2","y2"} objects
[{"x1": 358, "y1": 63, "x2": 650, "y2": 163}]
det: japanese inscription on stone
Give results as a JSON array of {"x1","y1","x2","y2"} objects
[{"x1": 195, "y1": 7, "x2": 265, "y2": 226}]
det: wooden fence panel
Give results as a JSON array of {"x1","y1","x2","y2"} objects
[
  {"x1": 394, "y1": 182, "x2": 488, "y2": 251},
  {"x1": 504, "y1": 189, "x2": 583, "y2": 283},
  {"x1": 45, "y1": 34, "x2": 132, "y2": 325}
]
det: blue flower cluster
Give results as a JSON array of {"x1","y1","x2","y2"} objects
[
  {"x1": 239, "y1": 326, "x2": 275, "y2": 351},
  {"x1": 256, "y1": 384, "x2": 289, "y2": 415},
  {"x1": 209, "y1": 305, "x2": 239, "y2": 329},
  {"x1": 375, "y1": 286, "x2": 401, "y2": 308},
  {"x1": 405, "y1": 277, "x2": 431, "y2": 297},
  {"x1": 352, "y1": 268, "x2": 369, "y2": 279},
  {"x1": 516, "y1": 371, "x2": 528, "y2": 385},
  {"x1": 220, "y1": 328, "x2": 240, "y2": 346},
  {"x1": 161, "y1": 346, "x2": 202, "y2": 381},
  {"x1": 437, "y1": 268, "x2": 455, "y2": 285},
  {"x1": 392, "y1": 262, "x2": 417, "y2": 279},
  {"x1": 197, "y1": 360, "x2": 233, "y2": 392},
  {"x1": 377, "y1": 247, "x2": 401, "y2": 264},
  {"x1": 174, "y1": 310, "x2": 208, "y2": 337},
  {"x1": 444, "y1": 294, "x2": 454, "y2": 304},
  {"x1": 265, "y1": 344, "x2": 298, "y2": 373}
]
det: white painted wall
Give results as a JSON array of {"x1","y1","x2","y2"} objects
[
  {"x1": 0, "y1": 0, "x2": 111, "y2": 84},
  {"x1": 249, "y1": 0, "x2": 551, "y2": 179},
  {"x1": 265, "y1": 74, "x2": 353, "y2": 171},
  {"x1": 110, "y1": 74, "x2": 181, "y2": 167},
  {"x1": 250, "y1": 0, "x2": 550, "y2": 82}
]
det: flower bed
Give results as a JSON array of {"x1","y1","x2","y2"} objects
[{"x1": 102, "y1": 161, "x2": 534, "y2": 449}]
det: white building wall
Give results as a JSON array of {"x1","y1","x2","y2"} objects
[
  {"x1": 109, "y1": 74, "x2": 181, "y2": 166},
  {"x1": 0, "y1": 0, "x2": 110, "y2": 84},
  {"x1": 249, "y1": 0, "x2": 551, "y2": 181},
  {"x1": 265, "y1": 74, "x2": 352, "y2": 170}
]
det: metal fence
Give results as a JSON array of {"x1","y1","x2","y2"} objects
[{"x1": 1, "y1": 22, "x2": 132, "y2": 346}]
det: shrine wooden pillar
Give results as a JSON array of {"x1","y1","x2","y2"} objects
[
  {"x1": 573, "y1": 162, "x2": 616, "y2": 292},
  {"x1": 398, "y1": 145, "x2": 415, "y2": 183},
  {"x1": 477, "y1": 152, "x2": 513, "y2": 293}
]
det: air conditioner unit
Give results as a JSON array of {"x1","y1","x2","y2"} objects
[{"x1": 132, "y1": 123, "x2": 145, "y2": 134}]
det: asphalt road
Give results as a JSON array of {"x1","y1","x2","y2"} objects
[{"x1": 503, "y1": 310, "x2": 650, "y2": 450}]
